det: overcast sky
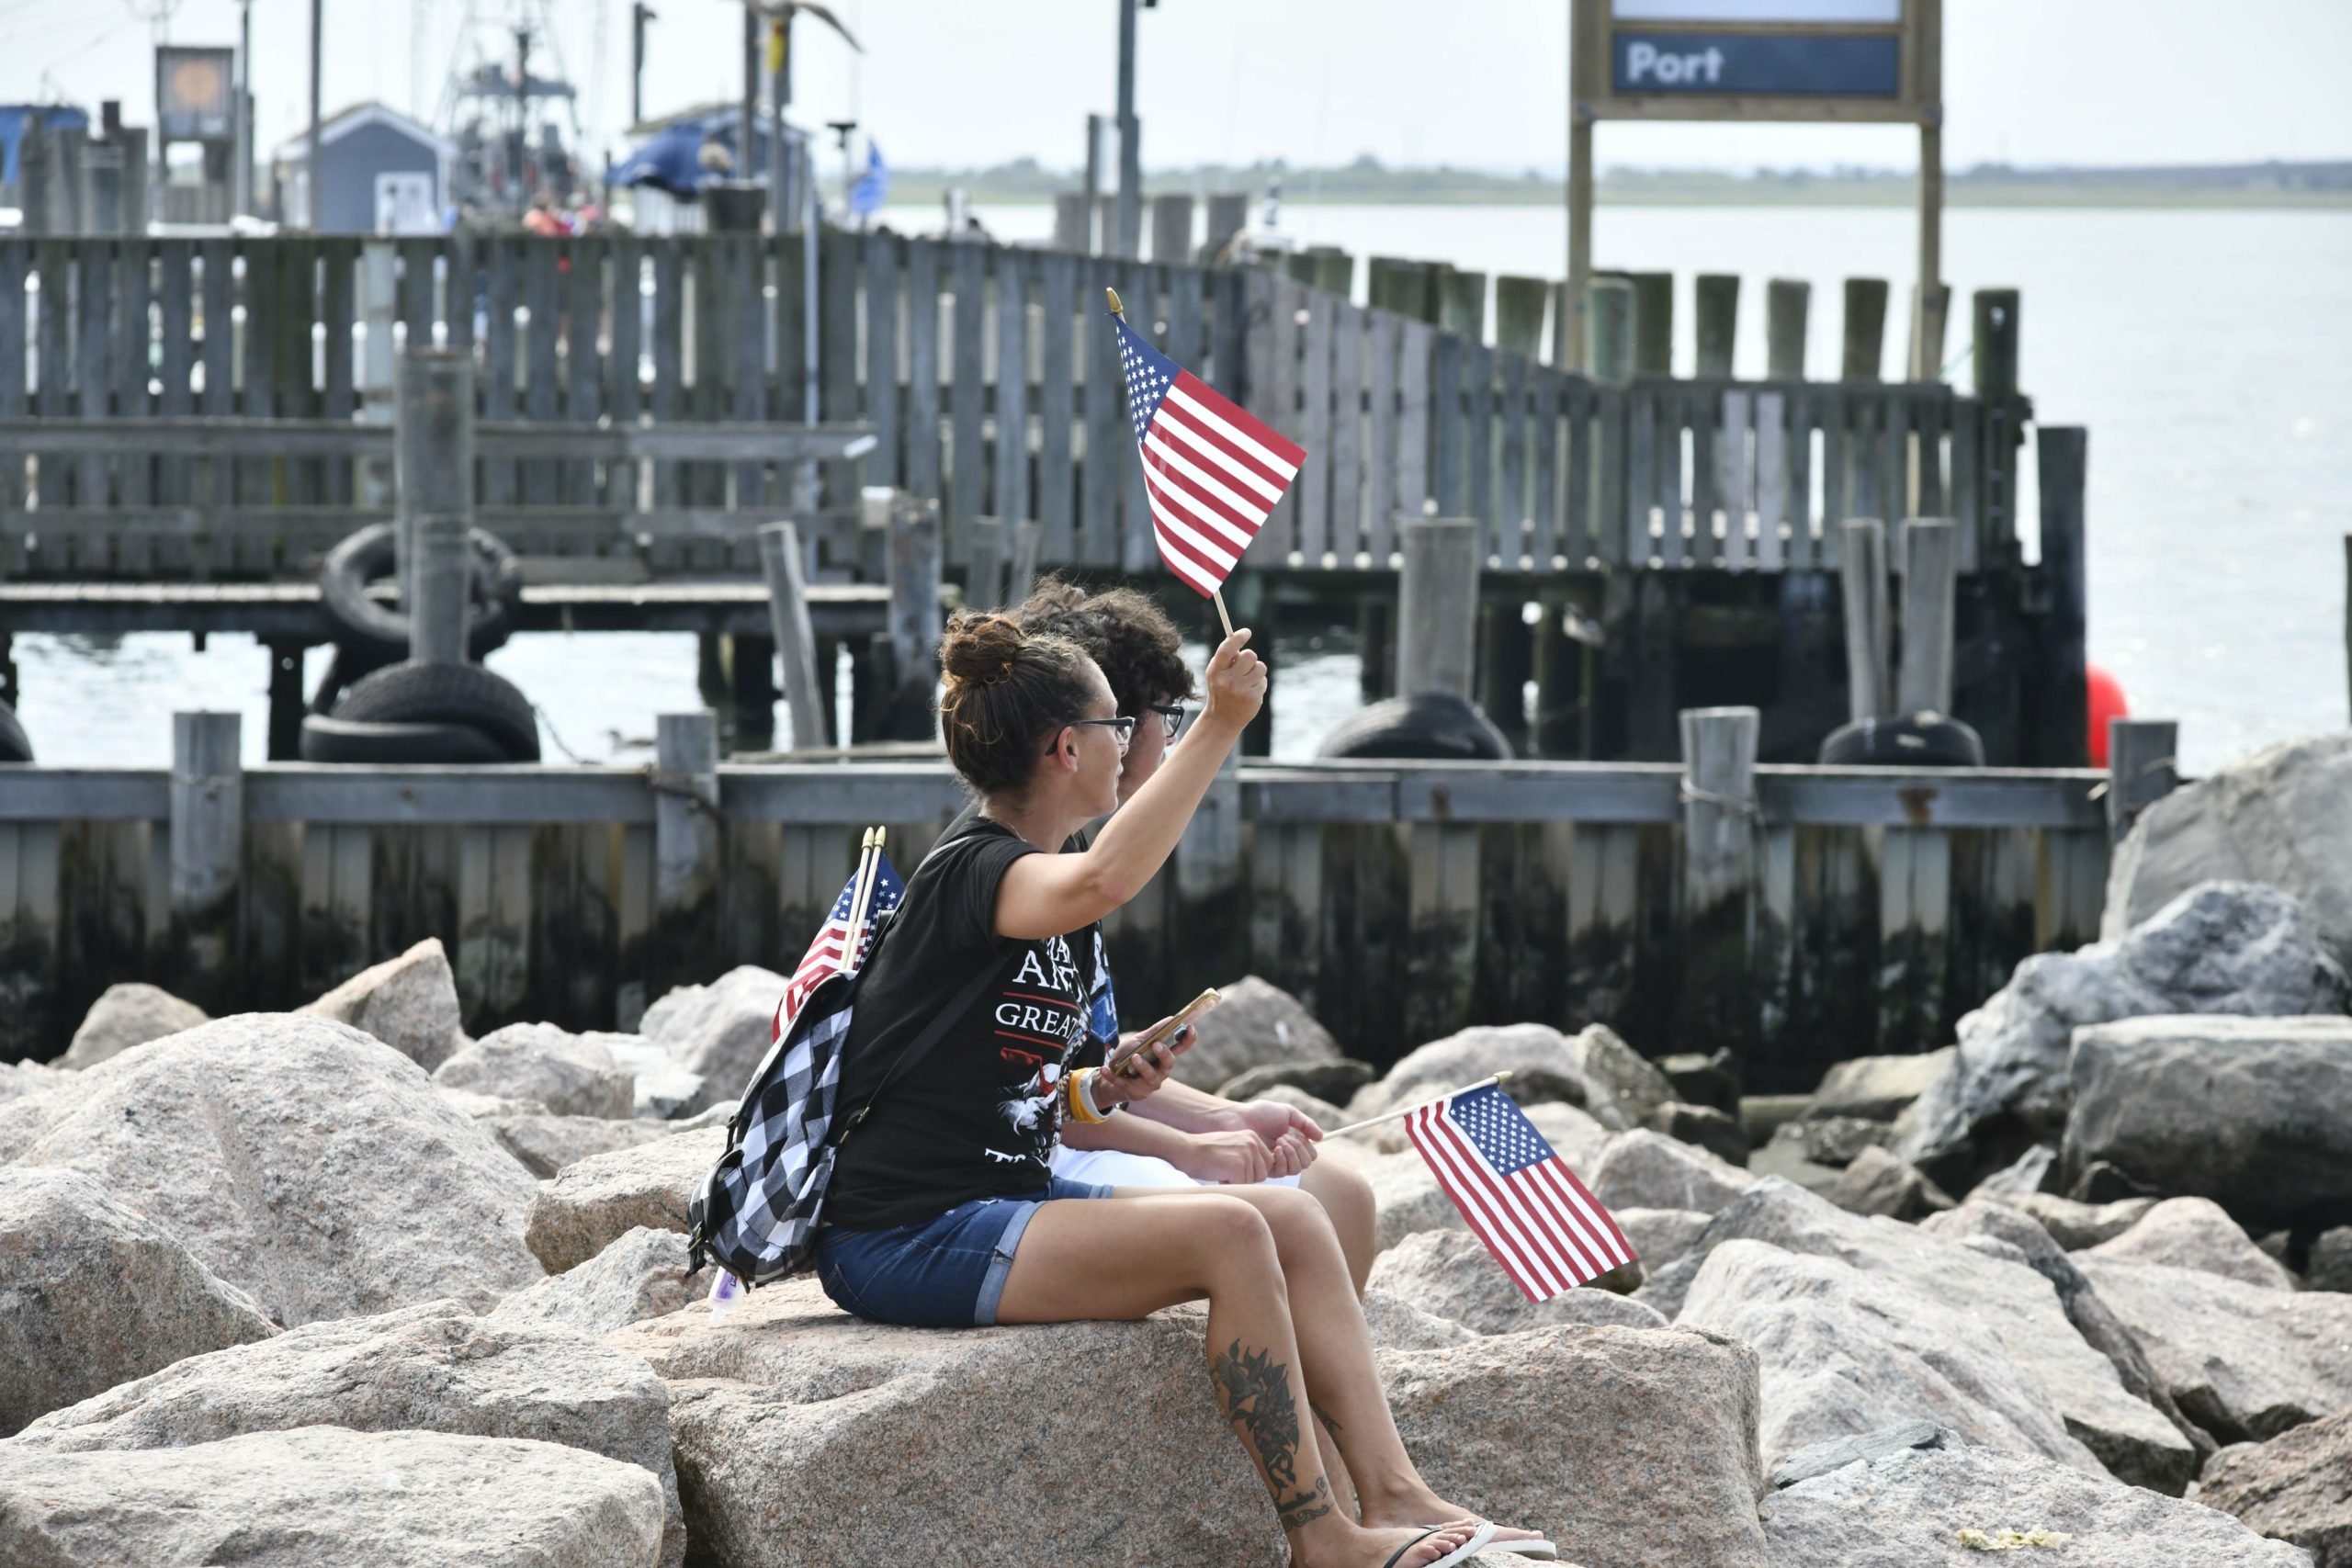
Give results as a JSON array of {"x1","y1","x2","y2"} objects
[{"x1": 5, "y1": 0, "x2": 2348, "y2": 176}]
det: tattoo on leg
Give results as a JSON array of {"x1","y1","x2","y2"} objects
[
  {"x1": 1311, "y1": 1401, "x2": 1342, "y2": 1438},
  {"x1": 1275, "y1": 1476, "x2": 1334, "y2": 1531},
  {"x1": 1210, "y1": 1338, "x2": 1305, "y2": 1494}
]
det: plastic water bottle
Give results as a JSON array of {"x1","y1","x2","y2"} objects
[{"x1": 708, "y1": 1269, "x2": 744, "y2": 1325}]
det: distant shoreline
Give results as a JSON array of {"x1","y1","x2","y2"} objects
[{"x1": 888, "y1": 178, "x2": 2352, "y2": 211}]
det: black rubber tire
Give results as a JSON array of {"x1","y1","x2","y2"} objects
[
  {"x1": 0, "y1": 699, "x2": 32, "y2": 763},
  {"x1": 318, "y1": 523, "x2": 525, "y2": 664},
  {"x1": 1818, "y1": 711, "x2": 1985, "y2": 768},
  {"x1": 300, "y1": 714, "x2": 511, "y2": 765},
  {"x1": 1315, "y1": 692, "x2": 1514, "y2": 762},
  {"x1": 329, "y1": 660, "x2": 542, "y2": 761}
]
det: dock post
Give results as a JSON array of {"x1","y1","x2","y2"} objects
[
  {"x1": 1204, "y1": 191, "x2": 1249, "y2": 261},
  {"x1": 1493, "y1": 276, "x2": 1550, "y2": 359},
  {"x1": 1307, "y1": 247, "x2": 1354, "y2": 300},
  {"x1": 1766, "y1": 280, "x2": 1810, "y2": 380},
  {"x1": 1972, "y1": 289, "x2": 2021, "y2": 402},
  {"x1": 168, "y1": 712, "x2": 243, "y2": 1011},
  {"x1": 1841, "y1": 278, "x2": 1889, "y2": 382},
  {"x1": 1694, "y1": 274, "x2": 1739, "y2": 379},
  {"x1": 1677, "y1": 705, "x2": 1761, "y2": 1061},
  {"x1": 1149, "y1": 194, "x2": 1195, "y2": 264},
  {"x1": 2105, "y1": 719, "x2": 2179, "y2": 847},
  {"x1": 358, "y1": 242, "x2": 398, "y2": 507},
  {"x1": 758, "y1": 522, "x2": 831, "y2": 750},
  {"x1": 1438, "y1": 268, "x2": 1486, "y2": 341},
  {"x1": 884, "y1": 494, "x2": 944, "y2": 740},
  {"x1": 653, "y1": 711, "x2": 721, "y2": 979},
  {"x1": 2035, "y1": 426, "x2": 2089, "y2": 766},
  {"x1": 1586, "y1": 278, "x2": 1635, "y2": 385},
  {"x1": 1838, "y1": 519, "x2": 1891, "y2": 723},
  {"x1": 411, "y1": 515, "x2": 471, "y2": 665},
  {"x1": 1005, "y1": 518, "x2": 1045, "y2": 608},
  {"x1": 1396, "y1": 516, "x2": 1479, "y2": 701},
  {"x1": 1052, "y1": 193, "x2": 1091, "y2": 254},
  {"x1": 394, "y1": 349, "x2": 476, "y2": 620},
  {"x1": 264, "y1": 639, "x2": 306, "y2": 761},
  {"x1": 1477, "y1": 601, "x2": 1532, "y2": 750},
  {"x1": 1627, "y1": 272, "x2": 1674, "y2": 377},
  {"x1": 1895, "y1": 518, "x2": 1958, "y2": 716},
  {"x1": 966, "y1": 517, "x2": 1007, "y2": 611}
]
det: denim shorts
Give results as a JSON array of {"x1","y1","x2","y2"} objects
[{"x1": 814, "y1": 1177, "x2": 1114, "y2": 1328}]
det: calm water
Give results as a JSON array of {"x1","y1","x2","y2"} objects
[{"x1": 15, "y1": 204, "x2": 2348, "y2": 774}]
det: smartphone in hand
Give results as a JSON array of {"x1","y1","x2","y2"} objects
[{"x1": 1103, "y1": 987, "x2": 1220, "y2": 1077}]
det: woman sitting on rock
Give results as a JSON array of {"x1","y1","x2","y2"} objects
[
  {"x1": 816, "y1": 611, "x2": 1548, "y2": 1568},
  {"x1": 1005, "y1": 578, "x2": 1379, "y2": 1290}
]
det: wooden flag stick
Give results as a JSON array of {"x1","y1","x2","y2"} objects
[
  {"x1": 1110, "y1": 285, "x2": 1240, "y2": 642},
  {"x1": 1320, "y1": 1073, "x2": 1513, "y2": 1140}
]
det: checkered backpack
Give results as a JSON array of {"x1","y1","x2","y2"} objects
[{"x1": 684, "y1": 905, "x2": 1001, "y2": 1291}]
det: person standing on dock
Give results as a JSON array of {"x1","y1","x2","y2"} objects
[{"x1": 814, "y1": 610, "x2": 1547, "y2": 1568}]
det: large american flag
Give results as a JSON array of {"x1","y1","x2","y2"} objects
[
  {"x1": 777, "y1": 851, "x2": 904, "y2": 1031},
  {"x1": 1405, "y1": 1084, "x2": 1637, "y2": 1302},
  {"x1": 1114, "y1": 313, "x2": 1305, "y2": 597}
]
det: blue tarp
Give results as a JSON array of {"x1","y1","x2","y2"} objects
[
  {"x1": 608, "y1": 109, "x2": 769, "y2": 199},
  {"x1": 0, "y1": 106, "x2": 92, "y2": 186}
]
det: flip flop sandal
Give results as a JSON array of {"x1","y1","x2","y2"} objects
[
  {"x1": 1383, "y1": 1521, "x2": 1498, "y2": 1568},
  {"x1": 1424, "y1": 1523, "x2": 1557, "y2": 1560}
]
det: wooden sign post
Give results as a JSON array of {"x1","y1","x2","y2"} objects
[{"x1": 1567, "y1": 0, "x2": 1945, "y2": 378}]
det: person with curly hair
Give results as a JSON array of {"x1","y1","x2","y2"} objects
[{"x1": 814, "y1": 610, "x2": 1550, "y2": 1568}]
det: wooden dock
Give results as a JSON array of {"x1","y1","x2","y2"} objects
[
  {"x1": 0, "y1": 708, "x2": 2183, "y2": 1088},
  {"x1": 0, "y1": 231, "x2": 2080, "y2": 768}
]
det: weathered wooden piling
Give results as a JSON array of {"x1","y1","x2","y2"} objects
[
  {"x1": 1842, "y1": 278, "x2": 1889, "y2": 382},
  {"x1": 883, "y1": 495, "x2": 944, "y2": 740},
  {"x1": 653, "y1": 711, "x2": 721, "y2": 965},
  {"x1": 393, "y1": 352, "x2": 475, "y2": 609},
  {"x1": 1203, "y1": 192, "x2": 1249, "y2": 260},
  {"x1": 1896, "y1": 518, "x2": 1957, "y2": 714},
  {"x1": 1973, "y1": 289, "x2": 2021, "y2": 400},
  {"x1": 1694, "y1": 275, "x2": 1739, "y2": 379},
  {"x1": 1397, "y1": 516, "x2": 1480, "y2": 700},
  {"x1": 1676, "y1": 705, "x2": 1759, "y2": 1057},
  {"x1": 1052, "y1": 193, "x2": 1091, "y2": 254},
  {"x1": 166, "y1": 712, "x2": 243, "y2": 1011},
  {"x1": 410, "y1": 514, "x2": 472, "y2": 665},
  {"x1": 1627, "y1": 272, "x2": 1674, "y2": 377},
  {"x1": 2035, "y1": 426, "x2": 2089, "y2": 766},
  {"x1": 1766, "y1": 279, "x2": 1809, "y2": 380},
  {"x1": 1358, "y1": 599, "x2": 1395, "y2": 702},
  {"x1": 1149, "y1": 195, "x2": 1194, "y2": 265},
  {"x1": 1839, "y1": 518, "x2": 1892, "y2": 722},
  {"x1": 1586, "y1": 278, "x2": 1635, "y2": 386},
  {"x1": 2105, "y1": 719, "x2": 2178, "y2": 846},
  {"x1": 1494, "y1": 276, "x2": 1550, "y2": 360},
  {"x1": 757, "y1": 522, "x2": 829, "y2": 750}
]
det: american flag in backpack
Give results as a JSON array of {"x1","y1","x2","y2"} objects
[{"x1": 687, "y1": 830, "x2": 899, "y2": 1289}]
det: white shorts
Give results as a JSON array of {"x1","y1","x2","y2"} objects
[{"x1": 1050, "y1": 1145, "x2": 1302, "y2": 1190}]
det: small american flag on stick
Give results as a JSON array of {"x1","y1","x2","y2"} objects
[
  {"x1": 775, "y1": 832, "x2": 903, "y2": 1034},
  {"x1": 1405, "y1": 1082, "x2": 1637, "y2": 1302},
  {"x1": 1110, "y1": 290, "x2": 1303, "y2": 615}
]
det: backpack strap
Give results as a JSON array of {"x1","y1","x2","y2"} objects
[{"x1": 828, "y1": 954, "x2": 1002, "y2": 1148}]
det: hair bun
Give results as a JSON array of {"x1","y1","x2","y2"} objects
[{"x1": 939, "y1": 610, "x2": 1027, "y2": 687}]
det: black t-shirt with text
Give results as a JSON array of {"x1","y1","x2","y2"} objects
[{"x1": 823, "y1": 817, "x2": 1106, "y2": 1232}]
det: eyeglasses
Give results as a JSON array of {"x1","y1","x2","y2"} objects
[
  {"x1": 1066, "y1": 716, "x2": 1136, "y2": 753},
  {"x1": 1148, "y1": 704, "x2": 1188, "y2": 742}
]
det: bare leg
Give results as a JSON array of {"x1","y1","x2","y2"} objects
[
  {"x1": 1131, "y1": 1184, "x2": 1546, "y2": 1547},
  {"x1": 1299, "y1": 1158, "x2": 1378, "y2": 1294},
  {"x1": 994, "y1": 1192, "x2": 1482, "y2": 1568}
]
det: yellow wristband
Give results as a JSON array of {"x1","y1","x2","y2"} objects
[{"x1": 1065, "y1": 1067, "x2": 1109, "y2": 1124}]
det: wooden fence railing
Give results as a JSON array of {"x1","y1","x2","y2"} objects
[
  {"x1": 0, "y1": 706, "x2": 2170, "y2": 1088},
  {"x1": 0, "y1": 233, "x2": 2024, "y2": 586}
]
